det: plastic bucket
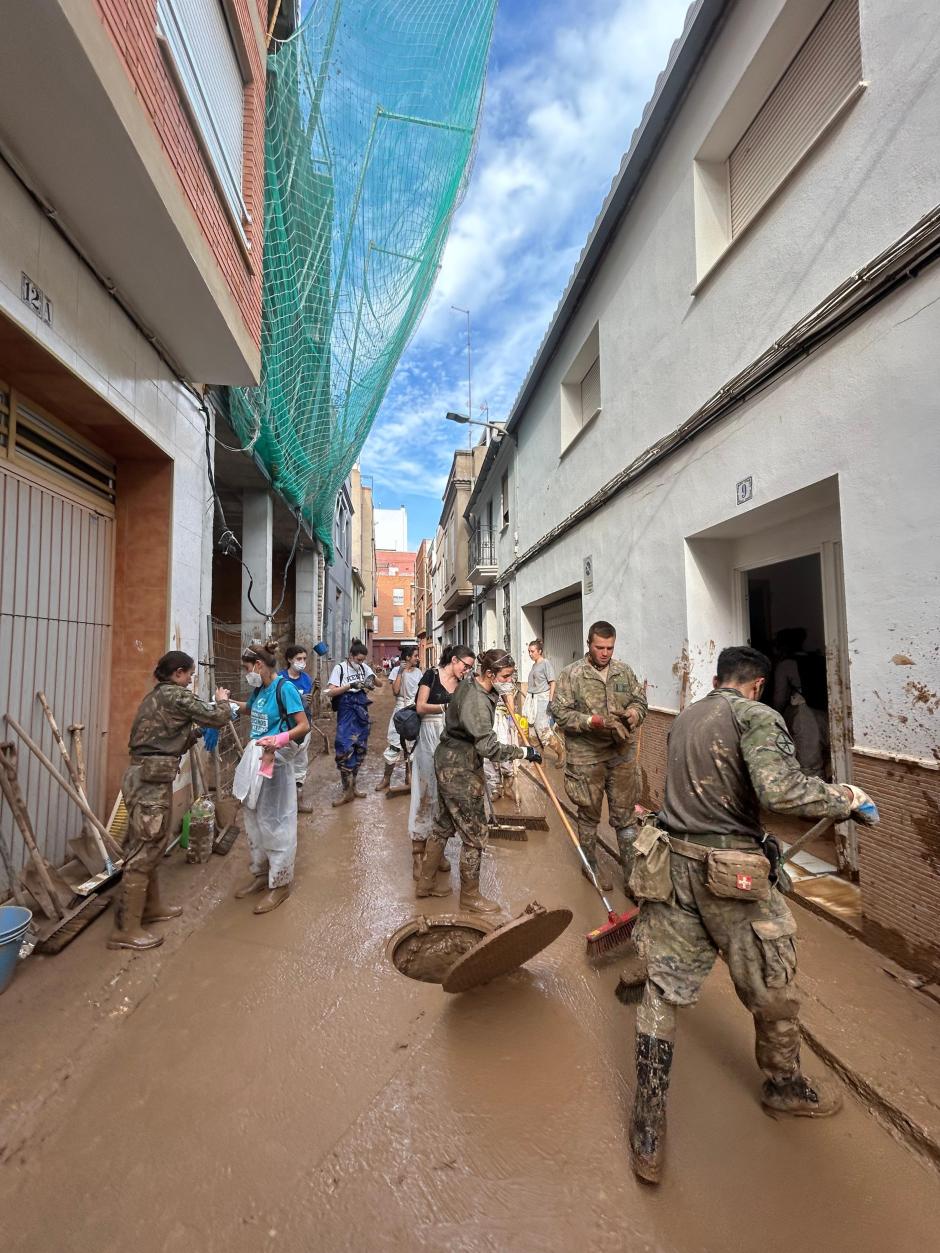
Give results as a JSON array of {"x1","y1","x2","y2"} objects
[
  {"x1": 313, "y1": 641, "x2": 329, "y2": 656},
  {"x1": 0, "y1": 906, "x2": 33, "y2": 995}
]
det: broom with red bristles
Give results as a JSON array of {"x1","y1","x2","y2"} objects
[{"x1": 507, "y1": 710, "x2": 637, "y2": 956}]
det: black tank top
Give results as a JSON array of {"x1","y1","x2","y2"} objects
[{"x1": 420, "y1": 668, "x2": 454, "y2": 707}]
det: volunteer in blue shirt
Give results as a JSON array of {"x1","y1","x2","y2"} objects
[
  {"x1": 280, "y1": 644, "x2": 314, "y2": 813},
  {"x1": 231, "y1": 640, "x2": 308, "y2": 914}
]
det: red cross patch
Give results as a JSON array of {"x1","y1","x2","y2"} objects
[{"x1": 736, "y1": 873, "x2": 753, "y2": 891}]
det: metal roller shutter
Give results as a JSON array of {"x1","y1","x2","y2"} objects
[
  {"x1": 0, "y1": 465, "x2": 113, "y2": 894},
  {"x1": 729, "y1": 0, "x2": 861, "y2": 237},
  {"x1": 542, "y1": 596, "x2": 583, "y2": 676}
]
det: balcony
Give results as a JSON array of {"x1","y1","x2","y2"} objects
[{"x1": 468, "y1": 525, "x2": 498, "y2": 585}]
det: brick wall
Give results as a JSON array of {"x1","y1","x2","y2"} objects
[
  {"x1": 637, "y1": 707, "x2": 940, "y2": 979},
  {"x1": 853, "y1": 753, "x2": 940, "y2": 978},
  {"x1": 95, "y1": 0, "x2": 266, "y2": 347}
]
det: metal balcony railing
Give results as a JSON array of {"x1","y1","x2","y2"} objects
[{"x1": 469, "y1": 525, "x2": 497, "y2": 571}]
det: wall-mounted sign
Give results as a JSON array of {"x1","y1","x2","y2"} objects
[
  {"x1": 736, "y1": 476, "x2": 753, "y2": 506},
  {"x1": 21, "y1": 273, "x2": 53, "y2": 326},
  {"x1": 583, "y1": 555, "x2": 594, "y2": 594}
]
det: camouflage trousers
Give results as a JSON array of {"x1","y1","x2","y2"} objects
[
  {"x1": 432, "y1": 766, "x2": 488, "y2": 878},
  {"x1": 634, "y1": 850, "x2": 802, "y2": 1081},
  {"x1": 563, "y1": 749, "x2": 638, "y2": 864},
  {"x1": 121, "y1": 763, "x2": 175, "y2": 877}
]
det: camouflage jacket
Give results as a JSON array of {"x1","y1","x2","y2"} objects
[
  {"x1": 435, "y1": 678, "x2": 527, "y2": 774},
  {"x1": 549, "y1": 656, "x2": 648, "y2": 764},
  {"x1": 128, "y1": 683, "x2": 232, "y2": 758},
  {"x1": 660, "y1": 688, "x2": 851, "y2": 844}
]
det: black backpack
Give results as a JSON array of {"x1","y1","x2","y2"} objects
[{"x1": 393, "y1": 705, "x2": 421, "y2": 743}]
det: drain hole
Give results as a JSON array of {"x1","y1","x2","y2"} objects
[{"x1": 387, "y1": 916, "x2": 495, "y2": 984}]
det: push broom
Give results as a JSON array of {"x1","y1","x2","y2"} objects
[{"x1": 507, "y1": 710, "x2": 637, "y2": 956}]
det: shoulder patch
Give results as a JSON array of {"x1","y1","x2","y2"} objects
[{"x1": 775, "y1": 732, "x2": 796, "y2": 755}]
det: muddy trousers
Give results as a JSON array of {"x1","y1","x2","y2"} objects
[
  {"x1": 634, "y1": 852, "x2": 802, "y2": 1082},
  {"x1": 431, "y1": 770, "x2": 488, "y2": 882},
  {"x1": 116, "y1": 768, "x2": 173, "y2": 929},
  {"x1": 563, "y1": 752, "x2": 638, "y2": 868}
]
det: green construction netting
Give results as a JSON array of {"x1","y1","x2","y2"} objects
[{"x1": 227, "y1": 0, "x2": 497, "y2": 558}]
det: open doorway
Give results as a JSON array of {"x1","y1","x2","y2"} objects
[{"x1": 744, "y1": 551, "x2": 852, "y2": 887}]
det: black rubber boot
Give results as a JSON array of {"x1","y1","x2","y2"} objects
[
  {"x1": 761, "y1": 1072, "x2": 842, "y2": 1118},
  {"x1": 629, "y1": 1033, "x2": 674, "y2": 1184}
]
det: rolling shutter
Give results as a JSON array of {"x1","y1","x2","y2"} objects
[
  {"x1": 157, "y1": 0, "x2": 247, "y2": 223},
  {"x1": 729, "y1": 0, "x2": 861, "y2": 237},
  {"x1": 580, "y1": 356, "x2": 601, "y2": 423},
  {"x1": 542, "y1": 596, "x2": 583, "y2": 674}
]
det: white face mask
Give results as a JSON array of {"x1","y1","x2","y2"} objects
[
  {"x1": 495, "y1": 680, "x2": 514, "y2": 694},
  {"x1": 290, "y1": 659, "x2": 306, "y2": 672},
  {"x1": 245, "y1": 670, "x2": 263, "y2": 689}
]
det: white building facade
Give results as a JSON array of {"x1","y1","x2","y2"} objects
[{"x1": 468, "y1": 0, "x2": 940, "y2": 976}]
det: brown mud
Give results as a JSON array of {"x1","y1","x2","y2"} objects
[{"x1": 0, "y1": 685, "x2": 938, "y2": 1252}]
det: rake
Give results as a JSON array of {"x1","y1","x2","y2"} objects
[{"x1": 508, "y1": 711, "x2": 636, "y2": 956}]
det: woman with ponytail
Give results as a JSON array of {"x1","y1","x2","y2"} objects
[{"x1": 416, "y1": 649, "x2": 542, "y2": 914}]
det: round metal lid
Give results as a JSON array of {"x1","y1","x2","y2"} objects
[{"x1": 441, "y1": 901, "x2": 573, "y2": 994}]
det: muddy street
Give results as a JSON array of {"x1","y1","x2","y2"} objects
[{"x1": 0, "y1": 687, "x2": 937, "y2": 1253}]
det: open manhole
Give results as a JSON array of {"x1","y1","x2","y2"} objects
[{"x1": 386, "y1": 903, "x2": 572, "y2": 993}]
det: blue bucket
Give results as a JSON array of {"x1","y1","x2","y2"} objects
[
  {"x1": 313, "y1": 641, "x2": 329, "y2": 656},
  {"x1": 0, "y1": 906, "x2": 33, "y2": 995}
]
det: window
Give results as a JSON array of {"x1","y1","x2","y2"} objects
[
  {"x1": 393, "y1": 616, "x2": 405, "y2": 633},
  {"x1": 560, "y1": 323, "x2": 601, "y2": 451},
  {"x1": 157, "y1": 0, "x2": 250, "y2": 235},
  {"x1": 694, "y1": 0, "x2": 863, "y2": 283},
  {"x1": 500, "y1": 473, "x2": 510, "y2": 529},
  {"x1": 392, "y1": 588, "x2": 404, "y2": 605}
]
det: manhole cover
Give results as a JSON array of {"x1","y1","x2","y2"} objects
[
  {"x1": 442, "y1": 902, "x2": 573, "y2": 994},
  {"x1": 386, "y1": 914, "x2": 499, "y2": 984}
]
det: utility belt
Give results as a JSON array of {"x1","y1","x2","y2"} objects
[
  {"x1": 129, "y1": 754, "x2": 180, "y2": 783},
  {"x1": 629, "y1": 818, "x2": 780, "y2": 905}
]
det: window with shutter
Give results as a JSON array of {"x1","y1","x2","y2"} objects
[
  {"x1": 157, "y1": 0, "x2": 249, "y2": 230},
  {"x1": 580, "y1": 356, "x2": 601, "y2": 423},
  {"x1": 729, "y1": 0, "x2": 861, "y2": 237}
]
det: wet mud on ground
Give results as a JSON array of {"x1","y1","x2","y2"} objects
[{"x1": 1, "y1": 687, "x2": 938, "y2": 1252}]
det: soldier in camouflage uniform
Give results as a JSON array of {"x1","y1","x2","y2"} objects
[
  {"x1": 108, "y1": 651, "x2": 233, "y2": 952},
  {"x1": 627, "y1": 645, "x2": 879, "y2": 1184},
  {"x1": 549, "y1": 621, "x2": 647, "y2": 891},
  {"x1": 416, "y1": 649, "x2": 542, "y2": 914}
]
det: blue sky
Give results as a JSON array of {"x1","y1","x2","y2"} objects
[{"x1": 359, "y1": 0, "x2": 691, "y2": 549}]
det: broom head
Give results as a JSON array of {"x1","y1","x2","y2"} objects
[
  {"x1": 487, "y1": 820, "x2": 528, "y2": 842},
  {"x1": 585, "y1": 906, "x2": 639, "y2": 957}
]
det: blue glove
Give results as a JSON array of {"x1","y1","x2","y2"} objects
[
  {"x1": 202, "y1": 727, "x2": 219, "y2": 752},
  {"x1": 846, "y1": 784, "x2": 879, "y2": 825}
]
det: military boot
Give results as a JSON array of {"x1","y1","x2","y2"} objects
[
  {"x1": 416, "y1": 837, "x2": 454, "y2": 898},
  {"x1": 581, "y1": 857, "x2": 614, "y2": 893},
  {"x1": 375, "y1": 763, "x2": 394, "y2": 792},
  {"x1": 351, "y1": 768, "x2": 367, "y2": 798},
  {"x1": 761, "y1": 1072, "x2": 842, "y2": 1118},
  {"x1": 459, "y1": 865, "x2": 501, "y2": 915},
  {"x1": 107, "y1": 872, "x2": 164, "y2": 951},
  {"x1": 332, "y1": 770, "x2": 355, "y2": 806},
  {"x1": 142, "y1": 868, "x2": 183, "y2": 924},
  {"x1": 616, "y1": 825, "x2": 638, "y2": 892},
  {"x1": 629, "y1": 1033, "x2": 674, "y2": 1184}
]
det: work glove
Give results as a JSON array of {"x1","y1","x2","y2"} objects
[
  {"x1": 524, "y1": 747, "x2": 543, "y2": 763},
  {"x1": 202, "y1": 727, "x2": 220, "y2": 752},
  {"x1": 844, "y1": 784, "x2": 880, "y2": 825},
  {"x1": 589, "y1": 713, "x2": 628, "y2": 743}
]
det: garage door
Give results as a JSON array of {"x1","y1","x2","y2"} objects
[
  {"x1": 0, "y1": 392, "x2": 114, "y2": 894},
  {"x1": 542, "y1": 595, "x2": 583, "y2": 675}
]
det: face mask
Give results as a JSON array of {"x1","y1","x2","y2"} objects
[
  {"x1": 495, "y1": 680, "x2": 514, "y2": 694},
  {"x1": 245, "y1": 670, "x2": 263, "y2": 689},
  {"x1": 290, "y1": 660, "x2": 306, "y2": 672}
]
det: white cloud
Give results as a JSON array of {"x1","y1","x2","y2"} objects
[{"x1": 363, "y1": 0, "x2": 690, "y2": 511}]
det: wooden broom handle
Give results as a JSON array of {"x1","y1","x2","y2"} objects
[{"x1": 507, "y1": 709, "x2": 584, "y2": 859}]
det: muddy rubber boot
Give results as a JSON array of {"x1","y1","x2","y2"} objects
[
  {"x1": 552, "y1": 737, "x2": 566, "y2": 769},
  {"x1": 234, "y1": 871, "x2": 268, "y2": 898},
  {"x1": 581, "y1": 858, "x2": 614, "y2": 893},
  {"x1": 412, "y1": 838, "x2": 427, "y2": 880},
  {"x1": 375, "y1": 763, "x2": 394, "y2": 792},
  {"x1": 142, "y1": 869, "x2": 183, "y2": 924},
  {"x1": 107, "y1": 874, "x2": 164, "y2": 951},
  {"x1": 297, "y1": 796, "x2": 313, "y2": 814},
  {"x1": 761, "y1": 1072, "x2": 843, "y2": 1118},
  {"x1": 629, "y1": 1034, "x2": 674, "y2": 1184},
  {"x1": 332, "y1": 770, "x2": 355, "y2": 807},
  {"x1": 254, "y1": 885, "x2": 291, "y2": 914},
  {"x1": 459, "y1": 867, "x2": 501, "y2": 915},
  {"x1": 416, "y1": 838, "x2": 453, "y2": 898},
  {"x1": 352, "y1": 768, "x2": 367, "y2": 799}
]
